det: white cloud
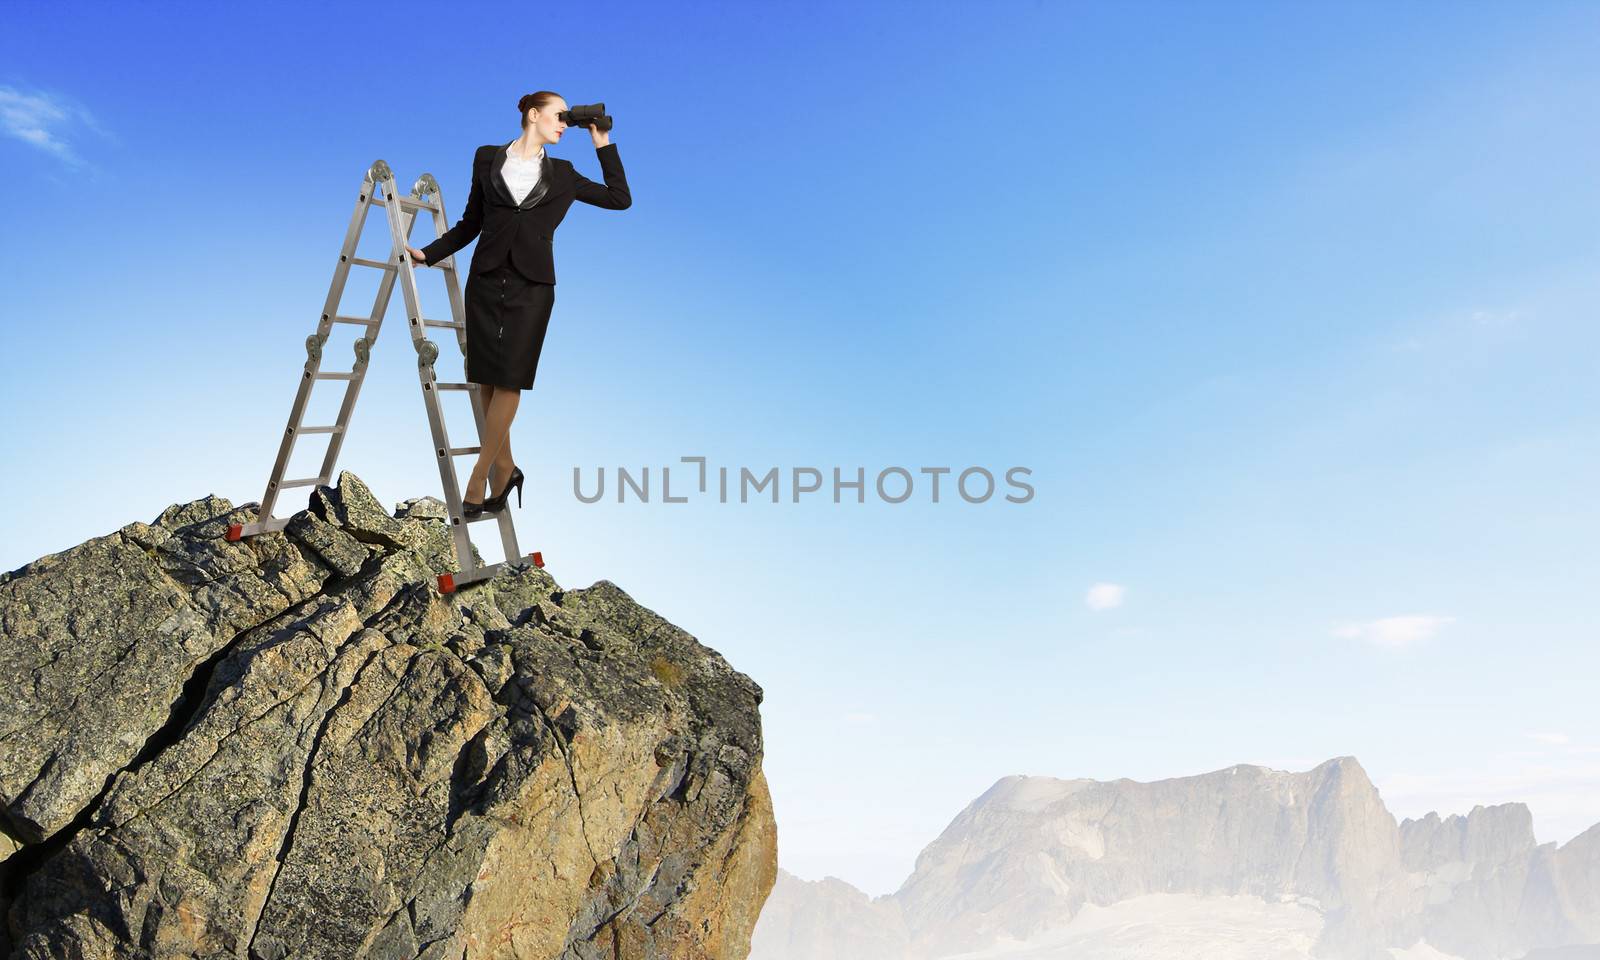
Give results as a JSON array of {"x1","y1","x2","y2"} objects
[
  {"x1": 1379, "y1": 305, "x2": 1526, "y2": 355},
  {"x1": 1471, "y1": 308, "x2": 1521, "y2": 329},
  {"x1": 1331, "y1": 614, "x2": 1454, "y2": 649},
  {"x1": 1085, "y1": 583, "x2": 1125, "y2": 612},
  {"x1": 1528, "y1": 732, "x2": 1572, "y2": 746},
  {"x1": 0, "y1": 85, "x2": 100, "y2": 164},
  {"x1": 841, "y1": 711, "x2": 878, "y2": 726}
]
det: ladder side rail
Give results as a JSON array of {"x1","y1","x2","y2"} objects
[
  {"x1": 419, "y1": 181, "x2": 525, "y2": 565},
  {"x1": 257, "y1": 175, "x2": 379, "y2": 524},
  {"x1": 380, "y1": 176, "x2": 474, "y2": 558},
  {"x1": 426, "y1": 196, "x2": 472, "y2": 367},
  {"x1": 422, "y1": 186, "x2": 486, "y2": 477},
  {"x1": 314, "y1": 188, "x2": 403, "y2": 482}
]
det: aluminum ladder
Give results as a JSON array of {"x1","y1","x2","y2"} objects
[{"x1": 225, "y1": 158, "x2": 543, "y2": 594}]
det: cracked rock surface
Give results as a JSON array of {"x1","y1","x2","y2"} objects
[{"x1": 0, "y1": 472, "x2": 777, "y2": 959}]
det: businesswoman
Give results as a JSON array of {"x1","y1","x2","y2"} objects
[{"x1": 406, "y1": 91, "x2": 632, "y2": 517}]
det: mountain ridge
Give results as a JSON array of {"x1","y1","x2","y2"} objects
[{"x1": 753, "y1": 757, "x2": 1599, "y2": 960}]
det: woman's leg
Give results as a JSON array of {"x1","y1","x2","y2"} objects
[
  {"x1": 482, "y1": 385, "x2": 515, "y2": 493},
  {"x1": 467, "y1": 383, "x2": 496, "y2": 502},
  {"x1": 482, "y1": 387, "x2": 520, "y2": 496},
  {"x1": 493, "y1": 425, "x2": 516, "y2": 490},
  {"x1": 467, "y1": 385, "x2": 520, "y2": 501}
]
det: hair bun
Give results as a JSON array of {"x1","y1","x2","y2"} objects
[{"x1": 517, "y1": 91, "x2": 562, "y2": 129}]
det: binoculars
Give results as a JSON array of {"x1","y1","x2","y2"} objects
[{"x1": 559, "y1": 103, "x2": 613, "y2": 132}]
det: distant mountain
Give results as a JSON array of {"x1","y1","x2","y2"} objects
[{"x1": 751, "y1": 757, "x2": 1600, "y2": 960}]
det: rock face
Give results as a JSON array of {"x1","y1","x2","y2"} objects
[
  {"x1": 0, "y1": 473, "x2": 777, "y2": 959},
  {"x1": 895, "y1": 757, "x2": 1411, "y2": 957},
  {"x1": 751, "y1": 759, "x2": 1600, "y2": 960},
  {"x1": 1400, "y1": 807, "x2": 1600, "y2": 958}
]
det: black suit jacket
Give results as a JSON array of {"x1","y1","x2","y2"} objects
[{"x1": 419, "y1": 140, "x2": 630, "y2": 283}]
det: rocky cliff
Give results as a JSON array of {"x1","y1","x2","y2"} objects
[{"x1": 0, "y1": 472, "x2": 777, "y2": 959}]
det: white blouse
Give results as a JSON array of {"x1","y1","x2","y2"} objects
[{"x1": 501, "y1": 145, "x2": 544, "y2": 204}]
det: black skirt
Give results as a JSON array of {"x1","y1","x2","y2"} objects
[{"x1": 463, "y1": 260, "x2": 556, "y2": 390}]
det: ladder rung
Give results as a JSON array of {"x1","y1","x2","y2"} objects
[
  {"x1": 435, "y1": 382, "x2": 479, "y2": 391},
  {"x1": 349, "y1": 256, "x2": 397, "y2": 271},
  {"x1": 422, "y1": 319, "x2": 463, "y2": 330},
  {"x1": 447, "y1": 446, "x2": 482, "y2": 456},
  {"x1": 278, "y1": 477, "x2": 324, "y2": 490},
  {"x1": 437, "y1": 553, "x2": 544, "y2": 593},
  {"x1": 314, "y1": 372, "x2": 357, "y2": 381},
  {"x1": 298, "y1": 425, "x2": 344, "y2": 435},
  {"x1": 226, "y1": 517, "x2": 292, "y2": 540},
  {"x1": 370, "y1": 194, "x2": 441, "y2": 212},
  {"x1": 332, "y1": 314, "x2": 378, "y2": 326}
]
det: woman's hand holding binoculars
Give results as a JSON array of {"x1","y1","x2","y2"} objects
[{"x1": 587, "y1": 122, "x2": 610, "y2": 149}]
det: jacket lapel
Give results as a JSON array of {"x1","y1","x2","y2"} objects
[
  {"x1": 518, "y1": 150, "x2": 554, "y2": 210},
  {"x1": 490, "y1": 140, "x2": 515, "y2": 205},
  {"x1": 492, "y1": 140, "x2": 556, "y2": 209}
]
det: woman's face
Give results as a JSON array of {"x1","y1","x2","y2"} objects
[{"x1": 527, "y1": 100, "x2": 568, "y2": 142}]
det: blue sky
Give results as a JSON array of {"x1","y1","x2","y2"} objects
[{"x1": 4, "y1": 0, "x2": 1598, "y2": 897}]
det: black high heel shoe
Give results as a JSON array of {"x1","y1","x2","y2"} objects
[{"x1": 484, "y1": 465, "x2": 525, "y2": 513}]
